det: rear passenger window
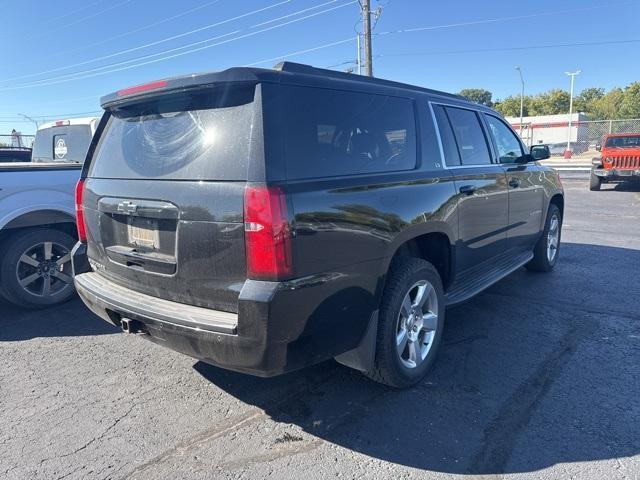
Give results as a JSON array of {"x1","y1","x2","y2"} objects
[
  {"x1": 282, "y1": 86, "x2": 417, "y2": 179},
  {"x1": 433, "y1": 105, "x2": 461, "y2": 166},
  {"x1": 445, "y1": 107, "x2": 492, "y2": 166}
]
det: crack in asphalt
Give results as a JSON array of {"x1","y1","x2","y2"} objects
[
  {"x1": 35, "y1": 403, "x2": 136, "y2": 470},
  {"x1": 468, "y1": 317, "x2": 599, "y2": 474},
  {"x1": 121, "y1": 369, "x2": 341, "y2": 480}
]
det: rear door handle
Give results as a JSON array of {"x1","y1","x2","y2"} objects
[
  {"x1": 459, "y1": 185, "x2": 476, "y2": 195},
  {"x1": 509, "y1": 178, "x2": 521, "y2": 188}
]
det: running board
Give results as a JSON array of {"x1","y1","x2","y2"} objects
[{"x1": 445, "y1": 250, "x2": 533, "y2": 307}]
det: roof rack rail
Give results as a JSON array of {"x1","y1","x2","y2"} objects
[{"x1": 273, "y1": 61, "x2": 464, "y2": 101}]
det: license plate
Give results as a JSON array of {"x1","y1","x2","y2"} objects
[
  {"x1": 127, "y1": 218, "x2": 159, "y2": 248},
  {"x1": 618, "y1": 170, "x2": 632, "y2": 176}
]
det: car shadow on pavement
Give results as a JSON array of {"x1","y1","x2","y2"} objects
[
  {"x1": 0, "y1": 297, "x2": 119, "y2": 341},
  {"x1": 609, "y1": 182, "x2": 640, "y2": 192},
  {"x1": 194, "y1": 242, "x2": 640, "y2": 475}
]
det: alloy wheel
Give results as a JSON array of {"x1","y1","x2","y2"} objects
[
  {"x1": 395, "y1": 280, "x2": 439, "y2": 369},
  {"x1": 547, "y1": 214, "x2": 560, "y2": 263},
  {"x1": 16, "y1": 242, "x2": 73, "y2": 298}
]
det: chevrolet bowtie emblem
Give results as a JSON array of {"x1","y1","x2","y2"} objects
[{"x1": 117, "y1": 201, "x2": 138, "y2": 214}]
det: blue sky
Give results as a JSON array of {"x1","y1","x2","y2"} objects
[{"x1": 2, "y1": 0, "x2": 639, "y2": 134}]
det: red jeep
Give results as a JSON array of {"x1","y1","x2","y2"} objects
[{"x1": 590, "y1": 133, "x2": 640, "y2": 190}]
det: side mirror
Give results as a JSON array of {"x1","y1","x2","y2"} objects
[
  {"x1": 595, "y1": 143, "x2": 602, "y2": 152},
  {"x1": 530, "y1": 144, "x2": 550, "y2": 161}
]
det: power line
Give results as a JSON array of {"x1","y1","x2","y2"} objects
[
  {"x1": 0, "y1": 111, "x2": 103, "y2": 124},
  {"x1": 0, "y1": 110, "x2": 102, "y2": 119},
  {"x1": 244, "y1": 37, "x2": 355, "y2": 66},
  {"x1": 250, "y1": 0, "x2": 340, "y2": 28},
  {"x1": 1, "y1": 0, "x2": 293, "y2": 84},
  {"x1": 0, "y1": 0, "x2": 106, "y2": 39},
  {"x1": 374, "y1": 38, "x2": 640, "y2": 59},
  {"x1": 1, "y1": 0, "x2": 334, "y2": 87},
  {"x1": 12, "y1": 0, "x2": 224, "y2": 72},
  {"x1": 23, "y1": 0, "x2": 134, "y2": 43},
  {"x1": 374, "y1": 0, "x2": 637, "y2": 37},
  {"x1": 0, "y1": 1, "x2": 357, "y2": 91},
  {"x1": 3, "y1": 36, "x2": 357, "y2": 110}
]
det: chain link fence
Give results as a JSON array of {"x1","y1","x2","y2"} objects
[
  {"x1": 518, "y1": 119, "x2": 640, "y2": 158},
  {"x1": 0, "y1": 133, "x2": 35, "y2": 148}
]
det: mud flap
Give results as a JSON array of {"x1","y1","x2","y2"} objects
[{"x1": 334, "y1": 310, "x2": 378, "y2": 373}]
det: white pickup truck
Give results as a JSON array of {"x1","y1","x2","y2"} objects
[{"x1": 0, "y1": 117, "x2": 98, "y2": 308}]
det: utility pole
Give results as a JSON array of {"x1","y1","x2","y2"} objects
[
  {"x1": 356, "y1": 34, "x2": 362, "y2": 75},
  {"x1": 362, "y1": 0, "x2": 373, "y2": 77},
  {"x1": 515, "y1": 66, "x2": 525, "y2": 137},
  {"x1": 564, "y1": 70, "x2": 581, "y2": 158}
]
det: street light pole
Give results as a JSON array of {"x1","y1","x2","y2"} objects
[
  {"x1": 565, "y1": 70, "x2": 581, "y2": 156},
  {"x1": 18, "y1": 113, "x2": 39, "y2": 130},
  {"x1": 515, "y1": 66, "x2": 525, "y2": 137}
]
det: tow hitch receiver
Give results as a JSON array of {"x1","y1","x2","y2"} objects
[{"x1": 120, "y1": 317, "x2": 145, "y2": 335}]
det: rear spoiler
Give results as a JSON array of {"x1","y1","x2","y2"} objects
[{"x1": 100, "y1": 67, "x2": 268, "y2": 109}]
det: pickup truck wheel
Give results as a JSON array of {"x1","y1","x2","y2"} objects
[
  {"x1": 367, "y1": 258, "x2": 444, "y2": 388},
  {"x1": 589, "y1": 173, "x2": 602, "y2": 191},
  {"x1": 526, "y1": 204, "x2": 562, "y2": 273},
  {"x1": 0, "y1": 228, "x2": 76, "y2": 308}
]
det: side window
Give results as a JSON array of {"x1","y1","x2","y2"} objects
[
  {"x1": 282, "y1": 86, "x2": 417, "y2": 179},
  {"x1": 433, "y1": 105, "x2": 461, "y2": 166},
  {"x1": 484, "y1": 115, "x2": 524, "y2": 164},
  {"x1": 444, "y1": 107, "x2": 492, "y2": 166}
]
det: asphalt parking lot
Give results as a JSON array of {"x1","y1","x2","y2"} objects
[{"x1": 1, "y1": 176, "x2": 639, "y2": 480}]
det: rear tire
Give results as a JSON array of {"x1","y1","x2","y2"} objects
[
  {"x1": 0, "y1": 228, "x2": 76, "y2": 308},
  {"x1": 366, "y1": 257, "x2": 445, "y2": 388},
  {"x1": 589, "y1": 173, "x2": 601, "y2": 191},
  {"x1": 526, "y1": 204, "x2": 562, "y2": 273}
]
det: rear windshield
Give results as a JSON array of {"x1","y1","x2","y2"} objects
[
  {"x1": 605, "y1": 135, "x2": 640, "y2": 148},
  {"x1": 32, "y1": 125, "x2": 93, "y2": 163},
  {"x1": 89, "y1": 85, "x2": 256, "y2": 181}
]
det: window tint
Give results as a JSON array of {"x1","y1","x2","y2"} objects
[
  {"x1": 445, "y1": 107, "x2": 492, "y2": 166},
  {"x1": 484, "y1": 114, "x2": 523, "y2": 164},
  {"x1": 32, "y1": 125, "x2": 93, "y2": 163},
  {"x1": 89, "y1": 86, "x2": 256, "y2": 181},
  {"x1": 433, "y1": 105, "x2": 461, "y2": 166},
  {"x1": 282, "y1": 86, "x2": 417, "y2": 179}
]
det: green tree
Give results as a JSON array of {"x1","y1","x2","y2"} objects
[
  {"x1": 458, "y1": 88, "x2": 493, "y2": 107},
  {"x1": 574, "y1": 87, "x2": 605, "y2": 115},
  {"x1": 591, "y1": 88, "x2": 625, "y2": 119},
  {"x1": 618, "y1": 82, "x2": 640, "y2": 119},
  {"x1": 530, "y1": 89, "x2": 570, "y2": 115},
  {"x1": 494, "y1": 95, "x2": 528, "y2": 117}
]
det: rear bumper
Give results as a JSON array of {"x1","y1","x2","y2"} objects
[
  {"x1": 73, "y1": 242, "x2": 378, "y2": 377},
  {"x1": 593, "y1": 168, "x2": 640, "y2": 180},
  {"x1": 75, "y1": 270, "x2": 290, "y2": 376}
]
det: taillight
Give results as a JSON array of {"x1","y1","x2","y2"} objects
[
  {"x1": 75, "y1": 179, "x2": 87, "y2": 243},
  {"x1": 244, "y1": 185, "x2": 292, "y2": 280}
]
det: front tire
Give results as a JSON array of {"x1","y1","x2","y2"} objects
[
  {"x1": 367, "y1": 258, "x2": 445, "y2": 388},
  {"x1": 0, "y1": 228, "x2": 76, "y2": 308},
  {"x1": 589, "y1": 173, "x2": 602, "y2": 191},
  {"x1": 526, "y1": 204, "x2": 562, "y2": 272}
]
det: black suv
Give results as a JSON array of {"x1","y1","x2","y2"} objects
[{"x1": 72, "y1": 63, "x2": 562, "y2": 388}]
